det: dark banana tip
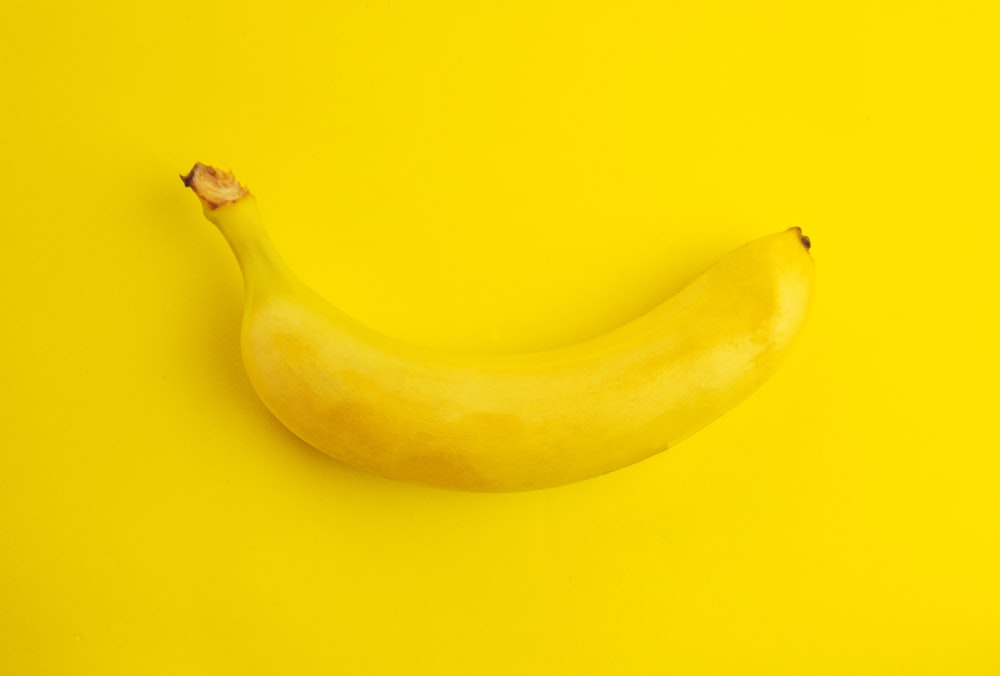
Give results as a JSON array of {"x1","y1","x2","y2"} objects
[
  {"x1": 180, "y1": 162, "x2": 249, "y2": 209},
  {"x1": 791, "y1": 226, "x2": 812, "y2": 251}
]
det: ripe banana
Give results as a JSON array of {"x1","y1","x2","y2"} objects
[{"x1": 181, "y1": 163, "x2": 815, "y2": 492}]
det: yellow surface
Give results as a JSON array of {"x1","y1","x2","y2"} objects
[{"x1": 1, "y1": 1, "x2": 997, "y2": 673}]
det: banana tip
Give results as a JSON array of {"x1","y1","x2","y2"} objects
[
  {"x1": 791, "y1": 227, "x2": 812, "y2": 251},
  {"x1": 181, "y1": 162, "x2": 249, "y2": 209}
]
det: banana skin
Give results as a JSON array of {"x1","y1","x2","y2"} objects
[{"x1": 182, "y1": 163, "x2": 815, "y2": 491}]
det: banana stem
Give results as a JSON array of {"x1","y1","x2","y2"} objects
[
  {"x1": 181, "y1": 162, "x2": 249, "y2": 208},
  {"x1": 182, "y1": 163, "x2": 296, "y2": 295}
]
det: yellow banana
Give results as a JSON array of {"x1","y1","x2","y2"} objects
[{"x1": 182, "y1": 163, "x2": 815, "y2": 492}]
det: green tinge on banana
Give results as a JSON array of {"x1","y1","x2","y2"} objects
[{"x1": 181, "y1": 162, "x2": 815, "y2": 491}]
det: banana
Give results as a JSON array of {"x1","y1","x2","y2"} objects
[{"x1": 181, "y1": 163, "x2": 815, "y2": 491}]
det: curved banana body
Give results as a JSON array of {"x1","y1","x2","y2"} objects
[{"x1": 183, "y1": 164, "x2": 815, "y2": 491}]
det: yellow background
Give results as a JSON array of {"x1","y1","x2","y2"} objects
[{"x1": 2, "y1": 1, "x2": 998, "y2": 673}]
